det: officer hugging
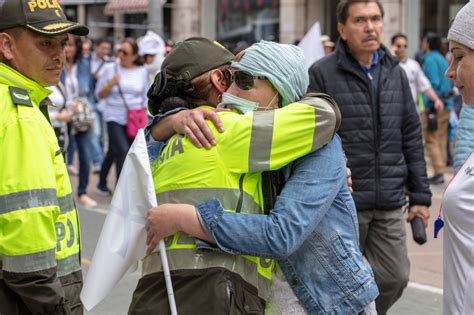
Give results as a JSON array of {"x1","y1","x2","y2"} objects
[{"x1": 0, "y1": 0, "x2": 88, "y2": 314}]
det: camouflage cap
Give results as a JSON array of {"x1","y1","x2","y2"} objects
[
  {"x1": 162, "y1": 37, "x2": 234, "y2": 80},
  {"x1": 0, "y1": 0, "x2": 88, "y2": 36}
]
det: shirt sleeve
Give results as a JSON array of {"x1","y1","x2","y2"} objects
[
  {"x1": 196, "y1": 137, "x2": 345, "y2": 258},
  {"x1": 414, "y1": 62, "x2": 432, "y2": 93},
  {"x1": 219, "y1": 96, "x2": 338, "y2": 173}
]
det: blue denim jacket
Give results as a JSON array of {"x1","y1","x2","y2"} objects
[{"x1": 196, "y1": 135, "x2": 379, "y2": 314}]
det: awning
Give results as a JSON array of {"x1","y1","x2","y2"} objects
[{"x1": 104, "y1": 0, "x2": 149, "y2": 15}]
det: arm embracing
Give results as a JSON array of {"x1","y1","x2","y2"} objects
[
  {"x1": 198, "y1": 137, "x2": 346, "y2": 258},
  {"x1": 222, "y1": 93, "x2": 340, "y2": 173}
]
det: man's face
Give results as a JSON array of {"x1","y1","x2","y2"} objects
[
  {"x1": 393, "y1": 36, "x2": 408, "y2": 61},
  {"x1": 337, "y1": 2, "x2": 383, "y2": 57},
  {"x1": 6, "y1": 30, "x2": 68, "y2": 86},
  {"x1": 95, "y1": 42, "x2": 111, "y2": 59}
]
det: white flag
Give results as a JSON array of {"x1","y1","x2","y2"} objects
[
  {"x1": 80, "y1": 129, "x2": 174, "y2": 311},
  {"x1": 297, "y1": 22, "x2": 325, "y2": 69}
]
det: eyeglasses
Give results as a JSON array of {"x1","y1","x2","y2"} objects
[
  {"x1": 225, "y1": 69, "x2": 268, "y2": 91},
  {"x1": 396, "y1": 44, "x2": 407, "y2": 48}
]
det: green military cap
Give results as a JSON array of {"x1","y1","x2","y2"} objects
[
  {"x1": 162, "y1": 37, "x2": 234, "y2": 81},
  {"x1": 0, "y1": 0, "x2": 88, "y2": 36}
]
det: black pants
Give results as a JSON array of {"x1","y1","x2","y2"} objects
[
  {"x1": 98, "y1": 122, "x2": 131, "y2": 188},
  {"x1": 128, "y1": 268, "x2": 265, "y2": 315}
]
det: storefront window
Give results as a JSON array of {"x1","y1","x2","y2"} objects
[{"x1": 217, "y1": 0, "x2": 280, "y2": 52}]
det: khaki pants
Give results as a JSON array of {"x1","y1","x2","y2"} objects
[
  {"x1": 129, "y1": 267, "x2": 265, "y2": 315},
  {"x1": 358, "y1": 209, "x2": 410, "y2": 315},
  {"x1": 422, "y1": 109, "x2": 450, "y2": 175}
]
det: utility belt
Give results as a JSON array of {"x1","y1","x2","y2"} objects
[{"x1": 143, "y1": 232, "x2": 274, "y2": 301}]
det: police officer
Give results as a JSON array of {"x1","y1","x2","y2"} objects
[{"x1": 0, "y1": 1, "x2": 88, "y2": 313}]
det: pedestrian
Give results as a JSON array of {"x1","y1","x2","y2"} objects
[
  {"x1": 95, "y1": 38, "x2": 149, "y2": 194},
  {"x1": 307, "y1": 1, "x2": 431, "y2": 314},
  {"x1": 0, "y1": 0, "x2": 88, "y2": 313},
  {"x1": 129, "y1": 38, "x2": 342, "y2": 314},
  {"x1": 443, "y1": 1, "x2": 474, "y2": 314},
  {"x1": 421, "y1": 32, "x2": 454, "y2": 184},
  {"x1": 63, "y1": 34, "x2": 98, "y2": 207},
  {"x1": 391, "y1": 33, "x2": 444, "y2": 113}
]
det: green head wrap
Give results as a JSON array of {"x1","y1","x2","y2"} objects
[{"x1": 231, "y1": 40, "x2": 308, "y2": 107}]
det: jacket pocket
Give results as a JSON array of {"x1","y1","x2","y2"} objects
[
  {"x1": 59, "y1": 271, "x2": 83, "y2": 315},
  {"x1": 331, "y1": 233, "x2": 361, "y2": 275}
]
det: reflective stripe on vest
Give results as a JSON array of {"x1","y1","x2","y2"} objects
[
  {"x1": 0, "y1": 189, "x2": 75, "y2": 215},
  {"x1": 1, "y1": 248, "x2": 56, "y2": 273},
  {"x1": 142, "y1": 248, "x2": 274, "y2": 301},
  {"x1": 156, "y1": 187, "x2": 260, "y2": 214}
]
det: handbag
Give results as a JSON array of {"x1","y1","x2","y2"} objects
[
  {"x1": 116, "y1": 72, "x2": 147, "y2": 138},
  {"x1": 71, "y1": 96, "x2": 94, "y2": 132}
]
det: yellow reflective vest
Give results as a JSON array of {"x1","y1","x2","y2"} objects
[
  {"x1": 144, "y1": 94, "x2": 339, "y2": 301},
  {"x1": 0, "y1": 63, "x2": 81, "y2": 277}
]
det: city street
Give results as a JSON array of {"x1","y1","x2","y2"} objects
[{"x1": 73, "y1": 168, "x2": 448, "y2": 315}]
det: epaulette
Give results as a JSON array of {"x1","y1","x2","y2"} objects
[{"x1": 8, "y1": 86, "x2": 32, "y2": 107}]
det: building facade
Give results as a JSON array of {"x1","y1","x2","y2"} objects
[{"x1": 61, "y1": 0, "x2": 468, "y2": 57}]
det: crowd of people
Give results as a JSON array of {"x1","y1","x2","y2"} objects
[{"x1": 1, "y1": 0, "x2": 473, "y2": 314}]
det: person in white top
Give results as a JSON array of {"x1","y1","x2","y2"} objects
[
  {"x1": 391, "y1": 33, "x2": 444, "y2": 112},
  {"x1": 443, "y1": 1, "x2": 474, "y2": 314}
]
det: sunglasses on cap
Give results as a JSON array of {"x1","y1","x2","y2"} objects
[{"x1": 225, "y1": 69, "x2": 268, "y2": 91}]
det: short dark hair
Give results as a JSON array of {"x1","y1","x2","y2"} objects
[
  {"x1": 424, "y1": 32, "x2": 441, "y2": 52},
  {"x1": 391, "y1": 33, "x2": 407, "y2": 45},
  {"x1": 2, "y1": 26, "x2": 25, "y2": 39},
  {"x1": 336, "y1": 0, "x2": 385, "y2": 24},
  {"x1": 94, "y1": 38, "x2": 111, "y2": 47}
]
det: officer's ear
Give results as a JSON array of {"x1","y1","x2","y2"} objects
[
  {"x1": 209, "y1": 68, "x2": 229, "y2": 94},
  {"x1": 0, "y1": 32, "x2": 15, "y2": 61}
]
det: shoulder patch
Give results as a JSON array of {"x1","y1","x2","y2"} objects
[{"x1": 8, "y1": 86, "x2": 33, "y2": 107}]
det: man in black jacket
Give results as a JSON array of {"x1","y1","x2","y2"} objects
[{"x1": 308, "y1": 1, "x2": 431, "y2": 314}]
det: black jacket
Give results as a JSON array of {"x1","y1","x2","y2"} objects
[{"x1": 308, "y1": 40, "x2": 431, "y2": 211}]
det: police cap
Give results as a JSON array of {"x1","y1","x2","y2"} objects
[{"x1": 0, "y1": 0, "x2": 89, "y2": 36}]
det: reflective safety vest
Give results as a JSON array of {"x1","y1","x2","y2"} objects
[
  {"x1": 144, "y1": 95, "x2": 339, "y2": 301},
  {"x1": 0, "y1": 63, "x2": 81, "y2": 278}
]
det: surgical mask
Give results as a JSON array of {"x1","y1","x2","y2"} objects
[
  {"x1": 256, "y1": 92, "x2": 279, "y2": 111},
  {"x1": 218, "y1": 92, "x2": 258, "y2": 114}
]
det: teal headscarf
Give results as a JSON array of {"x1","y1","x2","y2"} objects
[{"x1": 231, "y1": 40, "x2": 309, "y2": 107}]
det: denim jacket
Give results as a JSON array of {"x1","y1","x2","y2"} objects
[{"x1": 196, "y1": 135, "x2": 379, "y2": 314}]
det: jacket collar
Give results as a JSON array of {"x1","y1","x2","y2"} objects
[
  {"x1": 334, "y1": 39, "x2": 399, "y2": 73},
  {"x1": 0, "y1": 63, "x2": 52, "y2": 107}
]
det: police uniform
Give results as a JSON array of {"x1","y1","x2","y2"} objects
[
  {"x1": 129, "y1": 94, "x2": 339, "y2": 314},
  {"x1": 0, "y1": 1, "x2": 88, "y2": 313}
]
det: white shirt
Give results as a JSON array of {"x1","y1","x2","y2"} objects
[
  {"x1": 399, "y1": 58, "x2": 432, "y2": 104},
  {"x1": 442, "y1": 152, "x2": 474, "y2": 315},
  {"x1": 95, "y1": 63, "x2": 149, "y2": 125}
]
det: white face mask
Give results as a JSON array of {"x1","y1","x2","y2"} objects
[
  {"x1": 256, "y1": 92, "x2": 279, "y2": 111},
  {"x1": 218, "y1": 92, "x2": 259, "y2": 114}
]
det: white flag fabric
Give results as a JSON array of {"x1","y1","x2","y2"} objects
[
  {"x1": 80, "y1": 129, "x2": 158, "y2": 310},
  {"x1": 297, "y1": 22, "x2": 325, "y2": 69}
]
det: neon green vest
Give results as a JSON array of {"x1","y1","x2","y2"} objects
[
  {"x1": 0, "y1": 63, "x2": 81, "y2": 278},
  {"x1": 144, "y1": 96, "x2": 337, "y2": 300}
]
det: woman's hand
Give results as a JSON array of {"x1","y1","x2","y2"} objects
[
  {"x1": 145, "y1": 203, "x2": 213, "y2": 254},
  {"x1": 151, "y1": 108, "x2": 229, "y2": 148}
]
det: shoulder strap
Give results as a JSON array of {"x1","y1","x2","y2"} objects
[
  {"x1": 56, "y1": 81, "x2": 68, "y2": 110},
  {"x1": 115, "y1": 64, "x2": 129, "y2": 109}
]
